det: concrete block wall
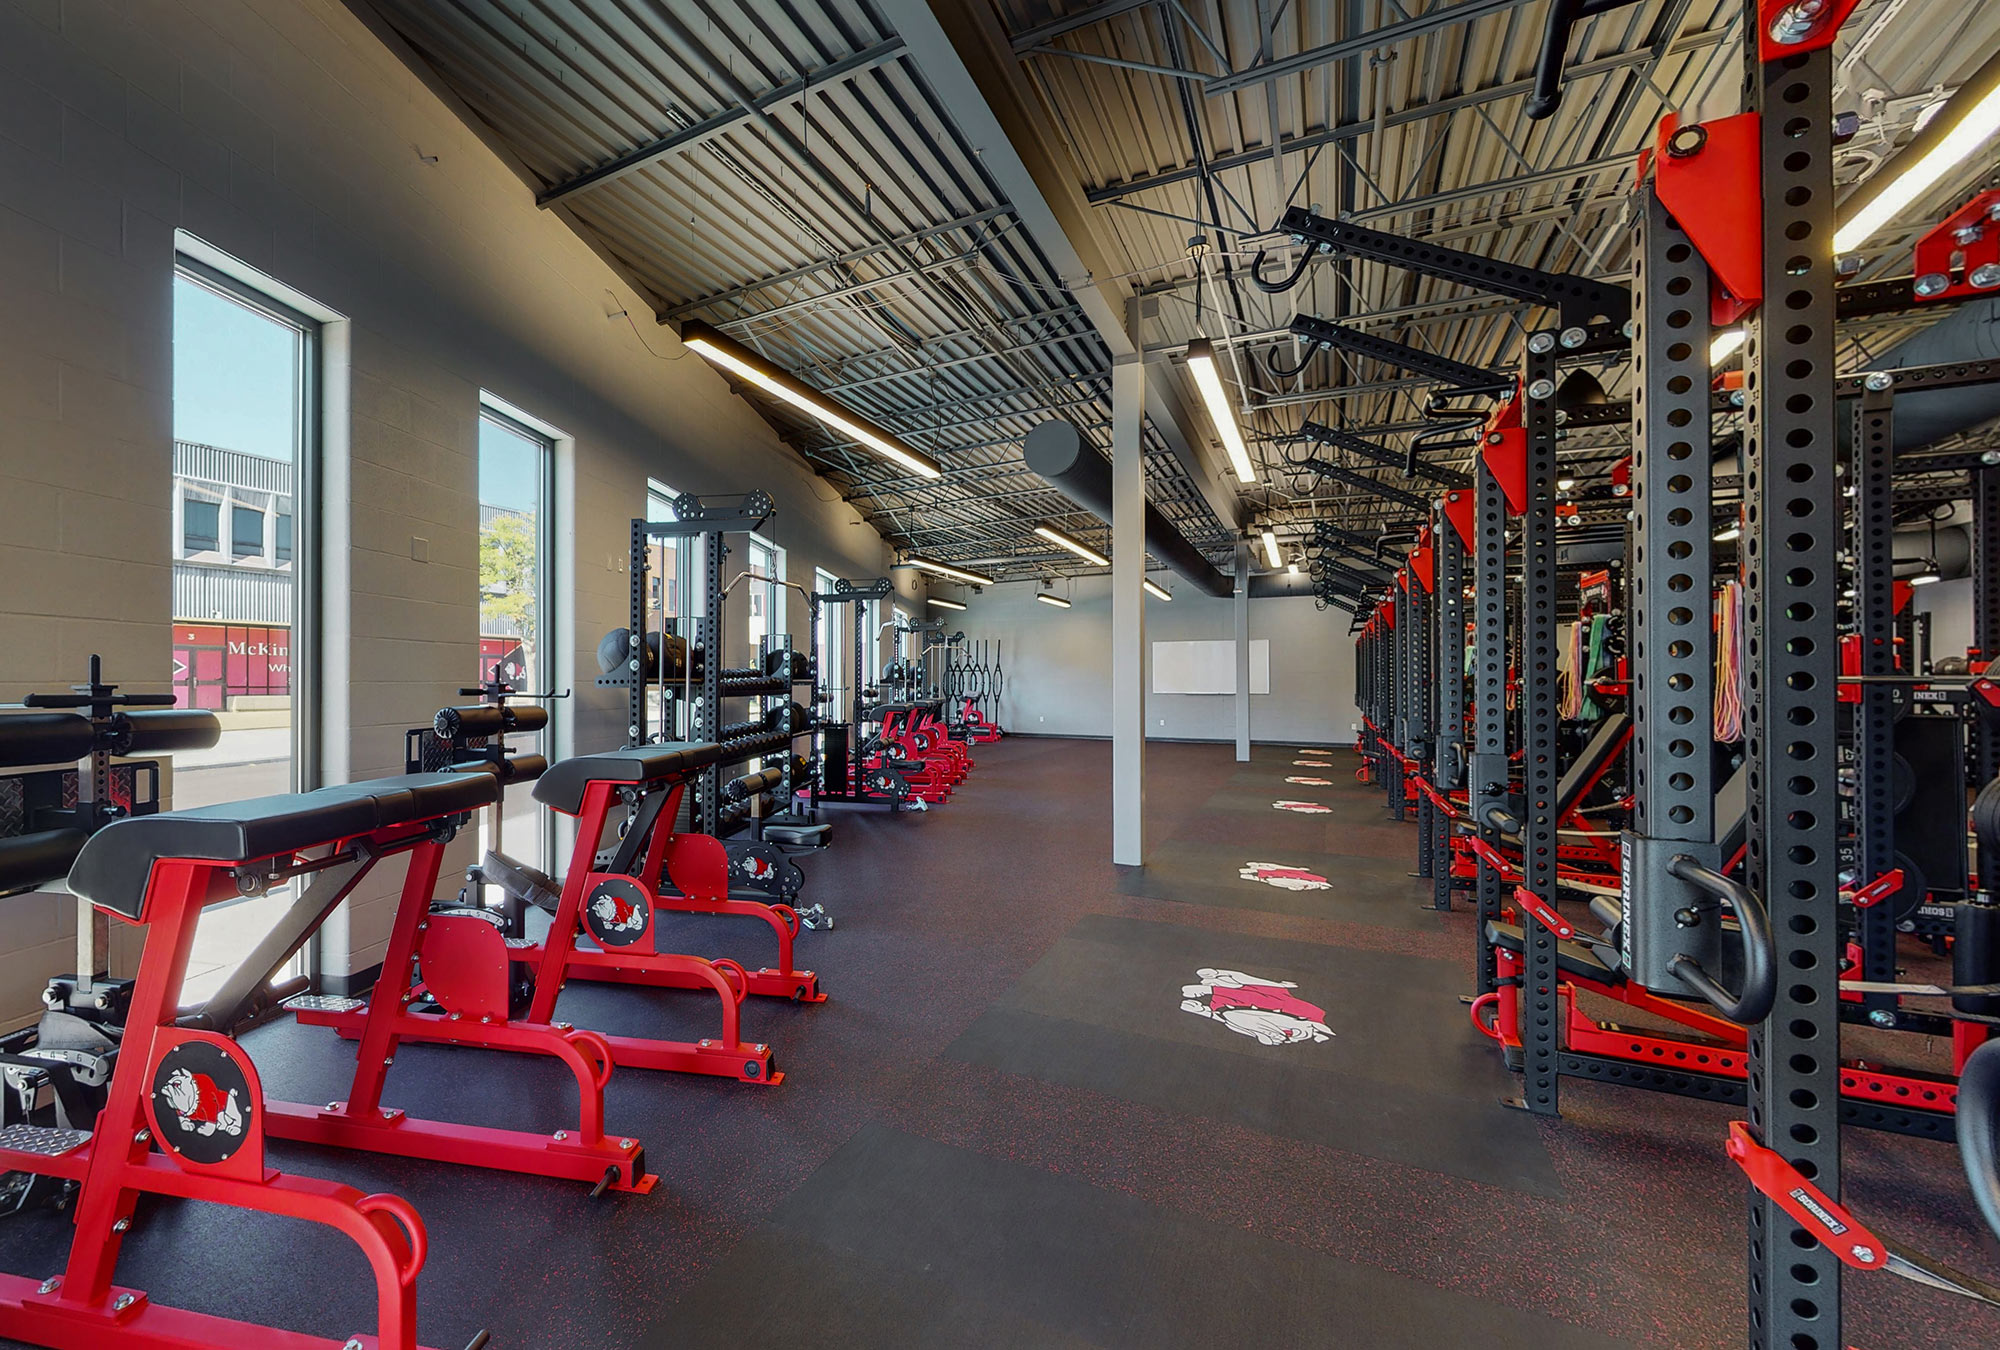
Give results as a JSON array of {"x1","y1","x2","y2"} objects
[
  {"x1": 964, "y1": 575, "x2": 1359, "y2": 746},
  {"x1": 0, "y1": 0, "x2": 915, "y2": 1023}
]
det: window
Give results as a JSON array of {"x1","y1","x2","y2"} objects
[
  {"x1": 183, "y1": 498, "x2": 219, "y2": 553},
  {"x1": 862, "y1": 597, "x2": 882, "y2": 690},
  {"x1": 231, "y1": 504, "x2": 265, "y2": 559},
  {"x1": 275, "y1": 513, "x2": 293, "y2": 563},
  {"x1": 814, "y1": 567, "x2": 842, "y2": 716},
  {"x1": 645, "y1": 480, "x2": 692, "y2": 622},
  {"x1": 479, "y1": 403, "x2": 556, "y2": 874},
  {"x1": 746, "y1": 535, "x2": 783, "y2": 654},
  {"x1": 171, "y1": 255, "x2": 321, "y2": 1006}
]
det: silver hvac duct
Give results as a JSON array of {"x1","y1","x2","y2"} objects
[
  {"x1": 1878, "y1": 296, "x2": 2000, "y2": 451},
  {"x1": 1023, "y1": 421, "x2": 1234, "y2": 598},
  {"x1": 1893, "y1": 521, "x2": 1972, "y2": 580}
]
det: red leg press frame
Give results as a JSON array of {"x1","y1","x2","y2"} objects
[
  {"x1": 304, "y1": 776, "x2": 789, "y2": 1083},
  {"x1": 0, "y1": 841, "x2": 465, "y2": 1348},
  {"x1": 281, "y1": 834, "x2": 657, "y2": 1191}
]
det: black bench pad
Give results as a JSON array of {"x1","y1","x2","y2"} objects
[
  {"x1": 1483, "y1": 920, "x2": 1620, "y2": 984},
  {"x1": 70, "y1": 772, "x2": 499, "y2": 920},
  {"x1": 763, "y1": 822, "x2": 830, "y2": 849},
  {"x1": 532, "y1": 742, "x2": 725, "y2": 815}
]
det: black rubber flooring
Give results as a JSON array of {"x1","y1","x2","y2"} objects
[{"x1": 0, "y1": 737, "x2": 1994, "y2": 1348}]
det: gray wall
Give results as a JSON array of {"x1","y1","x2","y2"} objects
[
  {"x1": 0, "y1": 0, "x2": 919, "y2": 1020},
  {"x1": 964, "y1": 575, "x2": 1358, "y2": 745},
  {"x1": 1914, "y1": 577, "x2": 1975, "y2": 666}
]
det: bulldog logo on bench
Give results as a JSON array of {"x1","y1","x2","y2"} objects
[
  {"x1": 585, "y1": 876, "x2": 651, "y2": 947},
  {"x1": 1238, "y1": 862, "x2": 1331, "y2": 891},
  {"x1": 1181, "y1": 968, "x2": 1332, "y2": 1045},
  {"x1": 150, "y1": 1042, "x2": 253, "y2": 1164}
]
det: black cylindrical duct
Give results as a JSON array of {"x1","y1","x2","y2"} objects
[{"x1": 1024, "y1": 421, "x2": 1234, "y2": 598}]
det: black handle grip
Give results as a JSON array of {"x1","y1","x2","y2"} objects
[
  {"x1": 1664, "y1": 855, "x2": 1776, "y2": 1025},
  {"x1": 1481, "y1": 804, "x2": 1521, "y2": 835},
  {"x1": 1958, "y1": 1038, "x2": 2000, "y2": 1242}
]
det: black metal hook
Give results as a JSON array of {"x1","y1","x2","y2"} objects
[
  {"x1": 1248, "y1": 246, "x2": 1312, "y2": 294},
  {"x1": 1265, "y1": 341, "x2": 1319, "y2": 380}
]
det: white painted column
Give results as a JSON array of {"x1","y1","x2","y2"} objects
[
  {"x1": 1234, "y1": 543, "x2": 1250, "y2": 762},
  {"x1": 1112, "y1": 349, "x2": 1146, "y2": 866}
]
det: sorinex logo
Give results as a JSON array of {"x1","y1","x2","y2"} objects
[{"x1": 1788, "y1": 1187, "x2": 1847, "y2": 1236}]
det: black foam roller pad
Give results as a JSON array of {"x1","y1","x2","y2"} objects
[
  {"x1": 435, "y1": 704, "x2": 550, "y2": 738},
  {"x1": 122, "y1": 709, "x2": 221, "y2": 754},
  {"x1": 723, "y1": 767, "x2": 785, "y2": 803},
  {"x1": 457, "y1": 753, "x2": 548, "y2": 785},
  {"x1": 0, "y1": 828, "x2": 88, "y2": 893},
  {"x1": 0, "y1": 712, "x2": 95, "y2": 769}
]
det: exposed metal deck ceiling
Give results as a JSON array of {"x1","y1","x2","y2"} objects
[{"x1": 354, "y1": 0, "x2": 2000, "y2": 584}]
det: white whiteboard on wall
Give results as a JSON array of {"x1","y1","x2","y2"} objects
[{"x1": 1151, "y1": 639, "x2": 1270, "y2": 694}]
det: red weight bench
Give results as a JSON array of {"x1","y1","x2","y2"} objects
[
  {"x1": 301, "y1": 743, "x2": 787, "y2": 1084},
  {"x1": 498, "y1": 743, "x2": 824, "y2": 1009},
  {"x1": 959, "y1": 697, "x2": 1001, "y2": 743},
  {"x1": 0, "y1": 773, "x2": 516, "y2": 1350}
]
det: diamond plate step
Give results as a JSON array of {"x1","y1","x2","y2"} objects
[
  {"x1": 0, "y1": 1124, "x2": 90, "y2": 1157},
  {"x1": 283, "y1": 994, "x2": 365, "y2": 1015}
]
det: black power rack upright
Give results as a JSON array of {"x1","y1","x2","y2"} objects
[
  {"x1": 600, "y1": 491, "x2": 815, "y2": 837},
  {"x1": 805, "y1": 575, "x2": 910, "y2": 808}
]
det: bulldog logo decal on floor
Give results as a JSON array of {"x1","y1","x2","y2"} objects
[
  {"x1": 1181, "y1": 968, "x2": 1332, "y2": 1045},
  {"x1": 1272, "y1": 800, "x2": 1332, "y2": 813},
  {"x1": 1292, "y1": 759, "x2": 1332, "y2": 767},
  {"x1": 1285, "y1": 775, "x2": 1334, "y2": 786},
  {"x1": 1238, "y1": 861, "x2": 1331, "y2": 891}
]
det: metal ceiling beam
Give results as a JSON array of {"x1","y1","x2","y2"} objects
[
  {"x1": 817, "y1": 307, "x2": 1096, "y2": 391},
  {"x1": 1205, "y1": 0, "x2": 1529, "y2": 96},
  {"x1": 881, "y1": 0, "x2": 1243, "y2": 533},
  {"x1": 664, "y1": 205, "x2": 1011, "y2": 319},
  {"x1": 705, "y1": 239, "x2": 1002, "y2": 329},
  {"x1": 1089, "y1": 27, "x2": 1730, "y2": 204},
  {"x1": 1351, "y1": 152, "x2": 1633, "y2": 221},
  {"x1": 1009, "y1": 0, "x2": 1159, "y2": 51},
  {"x1": 536, "y1": 39, "x2": 907, "y2": 207}
]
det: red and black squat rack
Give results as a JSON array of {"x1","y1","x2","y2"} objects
[{"x1": 1334, "y1": 4, "x2": 2000, "y2": 1341}]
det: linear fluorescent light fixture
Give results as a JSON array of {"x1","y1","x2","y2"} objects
[
  {"x1": 1835, "y1": 53, "x2": 2000, "y2": 256},
  {"x1": 902, "y1": 555, "x2": 994, "y2": 587},
  {"x1": 1035, "y1": 591, "x2": 1072, "y2": 609},
  {"x1": 927, "y1": 596, "x2": 967, "y2": 611},
  {"x1": 679, "y1": 319, "x2": 941, "y2": 480},
  {"x1": 1142, "y1": 578, "x2": 1172, "y2": 601},
  {"x1": 1261, "y1": 529, "x2": 1281, "y2": 569},
  {"x1": 1709, "y1": 328, "x2": 1747, "y2": 366},
  {"x1": 1033, "y1": 525, "x2": 1110, "y2": 567},
  {"x1": 1186, "y1": 338, "x2": 1257, "y2": 484}
]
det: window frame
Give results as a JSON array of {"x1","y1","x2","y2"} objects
[
  {"x1": 182, "y1": 496, "x2": 221, "y2": 555},
  {"x1": 477, "y1": 399, "x2": 559, "y2": 871},
  {"x1": 813, "y1": 566, "x2": 842, "y2": 714},
  {"x1": 173, "y1": 256, "x2": 321, "y2": 790},
  {"x1": 477, "y1": 405, "x2": 557, "y2": 691},
  {"x1": 231, "y1": 503, "x2": 266, "y2": 560}
]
